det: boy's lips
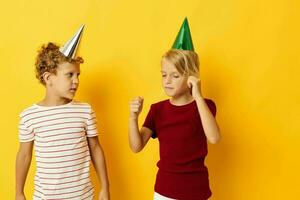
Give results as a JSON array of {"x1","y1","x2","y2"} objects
[{"x1": 69, "y1": 88, "x2": 77, "y2": 93}]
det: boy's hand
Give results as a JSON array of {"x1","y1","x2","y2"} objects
[
  {"x1": 16, "y1": 193, "x2": 26, "y2": 200},
  {"x1": 187, "y1": 76, "x2": 203, "y2": 99},
  {"x1": 129, "y1": 96, "x2": 144, "y2": 119},
  {"x1": 99, "y1": 188, "x2": 110, "y2": 200}
]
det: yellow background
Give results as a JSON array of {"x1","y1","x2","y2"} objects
[{"x1": 1, "y1": 0, "x2": 299, "y2": 199}]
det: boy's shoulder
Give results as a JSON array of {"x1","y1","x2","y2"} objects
[
  {"x1": 71, "y1": 100, "x2": 92, "y2": 107},
  {"x1": 150, "y1": 98, "x2": 216, "y2": 109},
  {"x1": 149, "y1": 99, "x2": 169, "y2": 110},
  {"x1": 19, "y1": 104, "x2": 39, "y2": 118},
  {"x1": 19, "y1": 100, "x2": 94, "y2": 117},
  {"x1": 70, "y1": 100, "x2": 94, "y2": 112},
  {"x1": 152, "y1": 99, "x2": 169, "y2": 106},
  {"x1": 203, "y1": 98, "x2": 216, "y2": 108}
]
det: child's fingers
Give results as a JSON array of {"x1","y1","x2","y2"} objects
[
  {"x1": 130, "y1": 98, "x2": 143, "y2": 113},
  {"x1": 187, "y1": 80, "x2": 192, "y2": 88},
  {"x1": 131, "y1": 96, "x2": 144, "y2": 105},
  {"x1": 130, "y1": 105, "x2": 141, "y2": 113},
  {"x1": 187, "y1": 76, "x2": 200, "y2": 88},
  {"x1": 130, "y1": 100, "x2": 142, "y2": 106},
  {"x1": 130, "y1": 97, "x2": 144, "y2": 114},
  {"x1": 136, "y1": 96, "x2": 144, "y2": 104},
  {"x1": 140, "y1": 96, "x2": 144, "y2": 102},
  {"x1": 130, "y1": 103, "x2": 141, "y2": 108}
]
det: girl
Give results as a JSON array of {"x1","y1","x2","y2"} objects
[{"x1": 128, "y1": 19, "x2": 220, "y2": 200}]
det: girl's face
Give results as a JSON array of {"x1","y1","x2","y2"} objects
[
  {"x1": 161, "y1": 58, "x2": 190, "y2": 98},
  {"x1": 49, "y1": 62, "x2": 80, "y2": 100}
]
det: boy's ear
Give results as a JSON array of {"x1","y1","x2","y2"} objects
[{"x1": 42, "y1": 72, "x2": 52, "y2": 85}]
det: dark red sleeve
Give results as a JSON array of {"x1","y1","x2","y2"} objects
[
  {"x1": 143, "y1": 104, "x2": 157, "y2": 138},
  {"x1": 205, "y1": 99, "x2": 217, "y2": 117}
]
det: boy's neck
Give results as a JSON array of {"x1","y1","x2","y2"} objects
[
  {"x1": 170, "y1": 93, "x2": 194, "y2": 106},
  {"x1": 38, "y1": 93, "x2": 72, "y2": 107}
]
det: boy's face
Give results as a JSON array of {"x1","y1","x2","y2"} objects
[
  {"x1": 49, "y1": 62, "x2": 80, "y2": 100},
  {"x1": 161, "y1": 58, "x2": 189, "y2": 98}
]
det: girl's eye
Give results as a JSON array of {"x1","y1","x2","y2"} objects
[
  {"x1": 162, "y1": 74, "x2": 166, "y2": 78},
  {"x1": 173, "y1": 75, "x2": 179, "y2": 78}
]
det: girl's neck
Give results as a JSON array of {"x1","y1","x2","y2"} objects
[{"x1": 170, "y1": 93, "x2": 194, "y2": 106}]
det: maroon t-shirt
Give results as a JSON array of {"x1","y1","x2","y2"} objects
[{"x1": 143, "y1": 99, "x2": 217, "y2": 200}]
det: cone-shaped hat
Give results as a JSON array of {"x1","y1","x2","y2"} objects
[
  {"x1": 59, "y1": 25, "x2": 85, "y2": 58},
  {"x1": 172, "y1": 18, "x2": 194, "y2": 51}
]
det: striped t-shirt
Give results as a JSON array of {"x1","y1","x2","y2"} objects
[{"x1": 18, "y1": 101, "x2": 98, "y2": 200}]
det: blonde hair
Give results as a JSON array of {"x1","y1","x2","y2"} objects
[
  {"x1": 35, "y1": 42, "x2": 84, "y2": 85},
  {"x1": 162, "y1": 49, "x2": 199, "y2": 76}
]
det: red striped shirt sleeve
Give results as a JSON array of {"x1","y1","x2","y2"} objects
[
  {"x1": 85, "y1": 107, "x2": 98, "y2": 137},
  {"x1": 18, "y1": 113, "x2": 34, "y2": 142}
]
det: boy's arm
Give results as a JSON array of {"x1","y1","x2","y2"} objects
[
  {"x1": 187, "y1": 76, "x2": 221, "y2": 144},
  {"x1": 194, "y1": 96, "x2": 220, "y2": 144},
  {"x1": 15, "y1": 141, "x2": 33, "y2": 199},
  {"x1": 129, "y1": 119, "x2": 152, "y2": 153},
  {"x1": 87, "y1": 136, "x2": 110, "y2": 199},
  {"x1": 128, "y1": 97, "x2": 152, "y2": 153}
]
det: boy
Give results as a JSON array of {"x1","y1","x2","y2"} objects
[{"x1": 15, "y1": 25, "x2": 110, "y2": 200}]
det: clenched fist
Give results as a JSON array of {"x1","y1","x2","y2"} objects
[
  {"x1": 129, "y1": 96, "x2": 144, "y2": 119},
  {"x1": 187, "y1": 76, "x2": 203, "y2": 99}
]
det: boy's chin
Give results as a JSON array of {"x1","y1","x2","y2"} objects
[
  {"x1": 63, "y1": 94, "x2": 75, "y2": 101},
  {"x1": 165, "y1": 93, "x2": 178, "y2": 98},
  {"x1": 163, "y1": 89, "x2": 181, "y2": 96},
  {"x1": 163, "y1": 90, "x2": 174, "y2": 97},
  {"x1": 164, "y1": 91, "x2": 190, "y2": 98}
]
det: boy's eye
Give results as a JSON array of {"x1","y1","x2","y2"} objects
[
  {"x1": 162, "y1": 74, "x2": 166, "y2": 77},
  {"x1": 66, "y1": 73, "x2": 73, "y2": 77},
  {"x1": 173, "y1": 74, "x2": 180, "y2": 78}
]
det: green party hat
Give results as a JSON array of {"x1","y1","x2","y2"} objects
[{"x1": 172, "y1": 17, "x2": 194, "y2": 51}]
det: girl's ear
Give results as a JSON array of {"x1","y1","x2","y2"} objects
[{"x1": 42, "y1": 72, "x2": 52, "y2": 85}]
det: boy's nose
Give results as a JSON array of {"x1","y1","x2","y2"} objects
[
  {"x1": 166, "y1": 77, "x2": 172, "y2": 84},
  {"x1": 73, "y1": 77, "x2": 79, "y2": 84}
]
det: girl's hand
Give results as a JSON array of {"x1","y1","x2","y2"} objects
[
  {"x1": 99, "y1": 188, "x2": 110, "y2": 200},
  {"x1": 129, "y1": 96, "x2": 144, "y2": 119},
  {"x1": 187, "y1": 76, "x2": 203, "y2": 99}
]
